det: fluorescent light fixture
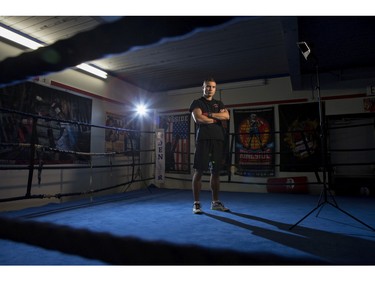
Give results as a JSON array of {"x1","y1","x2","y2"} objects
[
  {"x1": 0, "y1": 26, "x2": 43, "y2": 50},
  {"x1": 76, "y1": 63, "x2": 108, "y2": 79},
  {"x1": 0, "y1": 25, "x2": 108, "y2": 79}
]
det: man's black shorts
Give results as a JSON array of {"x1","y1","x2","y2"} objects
[{"x1": 193, "y1": 139, "x2": 224, "y2": 173}]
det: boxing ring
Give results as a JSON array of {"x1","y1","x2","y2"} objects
[
  {"x1": 0, "y1": 105, "x2": 155, "y2": 204},
  {"x1": 1, "y1": 102, "x2": 375, "y2": 265},
  {"x1": 0, "y1": 101, "x2": 327, "y2": 205}
]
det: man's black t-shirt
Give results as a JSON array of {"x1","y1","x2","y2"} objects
[{"x1": 189, "y1": 97, "x2": 226, "y2": 141}]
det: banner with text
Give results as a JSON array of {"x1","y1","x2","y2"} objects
[
  {"x1": 233, "y1": 107, "x2": 275, "y2": 177},
  {"x1": 155, "y1": 129, "x2": 165, "y2": 183}
]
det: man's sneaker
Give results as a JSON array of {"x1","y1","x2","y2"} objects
[
  {"x1": 193, "y1": 202, "x2": 203, "y2": 214},
  {"x1": 211, "y1": 201, "x2": 230, "y2": 212}
]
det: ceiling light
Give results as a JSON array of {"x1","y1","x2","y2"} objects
[
  {"x1": 76, "y1": 63, "x2": 108, "y2": 79},
  {"x1": 0, "y1": 25, "x2": 108, "y2": 79},
  {"x1": 0, "y1": 26, "x2": 43, "y2": 50}
]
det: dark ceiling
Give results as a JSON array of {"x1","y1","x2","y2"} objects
[
  {"x1": 0, "y1": 16, "x2": 375, "y2": 92},
  {"x1": 296, "y1": 17, "x2": 375, "y2": 85}
]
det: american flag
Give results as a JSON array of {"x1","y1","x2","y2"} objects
[{"x1": 161, "y1": 114, "x2": 190, "y2": 172}]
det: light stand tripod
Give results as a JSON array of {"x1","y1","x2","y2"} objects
[{"x1": 289, "y1": 42, "x2": 375, "y2": 231}]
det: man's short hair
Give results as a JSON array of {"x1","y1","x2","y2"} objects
[{"x1": 203, "y1": 77, "x2": 216, "y2": 86}]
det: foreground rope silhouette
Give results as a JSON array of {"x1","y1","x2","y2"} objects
[{"x1": 0, "y1": 215, "x2": 325, "y2": 265}]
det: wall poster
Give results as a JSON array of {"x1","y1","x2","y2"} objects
[
  {"x1": 233, "y1": 107, "x2": 275, "y2": 177},
  {"x1": 0, "y1": 82, "x2": 92, "y2": 164},
  {"x1": 364, "y1": 97, "x2": 375, "y2": 112},
  {"x1": 278, "y1": 102, "x2": 321, "y2": 172},
  {"x1": 105, "y1": 112, "x2": 140, "y2": 156},
  {"x1": 158, "y1": 113, "x2": 190, "y2": 174}
]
